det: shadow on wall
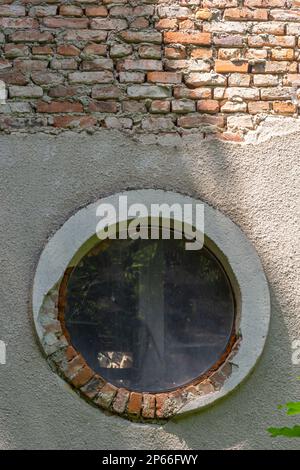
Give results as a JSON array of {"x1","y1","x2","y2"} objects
[{"x1": 0, "y1": 0, "x2": 299, "y2": 450}]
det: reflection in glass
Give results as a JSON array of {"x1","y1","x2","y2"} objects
[{"x1": 64, "y1": 236, "x2": 235, "y2": 393}]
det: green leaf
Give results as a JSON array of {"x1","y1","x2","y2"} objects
[
  {"x1": 268, "y1": 426, "x2": 300, "y2": 438},
  {"x1": 285, "y1": 402, "x2": 300, "y2": 416}
]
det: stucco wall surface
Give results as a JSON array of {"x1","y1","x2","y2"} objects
[{"x1": 0, "y1": 130, "x2": 299, "y2": 449}]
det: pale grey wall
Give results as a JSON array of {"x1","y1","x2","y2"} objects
[{"x1": 0, "y1": 130, "x2": 299, "y2": 450}]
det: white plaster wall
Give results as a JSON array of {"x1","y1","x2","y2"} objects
[{"x1": 0, "y1": 129, "x2": 299, "y2": 449}]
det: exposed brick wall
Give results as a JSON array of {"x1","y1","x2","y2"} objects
[{"x1": 0, "y1": 0, "x2": 299, "y2": 141}]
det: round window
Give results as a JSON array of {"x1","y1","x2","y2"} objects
[
  {"x1": 33, "y1": 190, "x2": 270, "y2": 421},
  {"x1": 62, "y1": 236, "x2": 235, "y2": 393}
]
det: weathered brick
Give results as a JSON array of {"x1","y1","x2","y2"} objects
[
  {"x1": 32, "y1": 72, "x2": 64, "y2": 85},
  {"x1": 89, "y1": 100, "x2": 118, "y2": 113},
  {"x1": 227, "y1": 114, "x2": 254, "y2": 129},
  {"x1": 53, "y1": 115, "x2": 97, "y2": 128},
  {"x1": 213, "y1": 34, "x2": 244, "y2": 47},
  {"x1": 215, "y1": 60, "x2": 248, "y2": 73},
  {"x1": 92, "y1": 85, "x2": 120, "y2": 100},
  {"x1": 4, "y1": 44, "x2": 29, "y2": 58},
  {"x1": 57, "y1": 45, "x2": 80, "y2": 56},
  {"x1": 63, "y1": 30, "x2": 107, "y2": 42},
  {"x1": 224, "y1": 7, "x2": 268, "y2": 21},
  {"x1": 225, "y1": 87, "x2": 260, "y2": 100},
  {"x1": 172, "y1": 99, "x2": 195, "y2": 113},
  {"x1": 119, "y1": 72, "x2": 145, "y2": 83},
  {"x1": 139, "y1": 45, "x2": 161, "y2": 60},
  {"x1": 85, "y1": 6, "x2": 108, "y2": 17},
  {"x1": 260, "y1": 87, "x2": 294, "y2": 100},
  {"x1": 0, "y1": 5, "x2": 25, "y2": 16},
  {"x1": 158, "y1": 5, "x2": 191, "y2": 18},
  {"x1": 185, "y1": 72, "x2": 226, "y2": 87},
  {"x1": 141, "y1": 116, "x2": 174, "y2": 131},
  {"x1": 271, "y1": 49, "x2": 294, "y2": 61},
  {"x1": 178, "y1": 114, "x2": 225, "y2": 128},
  {"x1": 228, "y1": 73, "x2": 251, "y2": 86},
  {"x1": 150, "y1": 100, "x2": 170, "y2": 113},
  {"x1": 142, "y1": 394, "x2": 155, "y2": 419},
  {"x1": 71, "y1": 366, "x2": 94, "y2": 388},
  {"x1": 112, "y1": 389, "x2": 130, "y2": 414},
  {"x1": 155, "y1": 18, "x2": 178, "y2": 30},
  {"x1": 32, "y1": 46, "x2": 53, "y2": 55},
  {"x1": 127, "y1": 392, "x2": 143, "y2": 416},
  {"x1": 9, "y1": 85, "x2": 43, "y2": 98},
  {"x1": 252, "y1": 22, "x2": 285, "y2": 35},
  {"x1": 84, "y1": 44, "x2": 107, "y2": 57},
  {"x1": 110, "y1": 44, "x2": 132, "y2": 58},
  {"x1": 91, "y1": 18, "x2": 127, "y2": 31},
  {"x1": 273, "y1": 101, "x2": 297, "y2": 114},
  {"x1": 147, "y1": 72, "x2": 182, "y2": 84},
  {"x1": 82, "y1": 59, "x2": 114, "y2": 71},
  {"x1": 191, "y1": 48, "x2": 212, "y2": 59},
  {"x1": 69, "y1": 71, "x2": 114, "y2": 84},
  {"x1": 253, "y1": 74, "x2": 279, "y2": 86},
  {"x1": 29, "y1": 6, "x2": 57, "y2": 17},
  {"x1": 164, "y1": 32, "x2": 211, "y2": 45},
  {"x1": 270, "y1": 9, "x2": 300, "y2": 22},
  {"x1": 9, "y1": 31, "x2": 53, "y2": 43},
  {"x1": 96, "y1": 383, "x2": 118, "y2": 409},
  {"x1": 37, "y1": 101, "x2": 84, "y2": 113},
  {"x1": 118, "y1": 59, "x2": 162, "y2": 72},
  {"x1": 43, "y1": 17, "x2": 89, "y2": 29},
  {"x1": 174, "y1": 86, "x2": 212, "y2": 99},
  {"x1": 60, "y1": 5, "x2": 83, "y2": 17},
  {"x1": 245, "y1": 0, "x2": 285, "y2": 5},
  {"x1": 248, "y1": 100, "x2": 270, "y2": 114},
  {"x1": 127, "y1": 85, "x2": 171, "y2": 99},
  {"x1": 0, "y1": 17, "x2": 38, "y2": 29},
  {"x1": 120, "y1": 31, "x2": 162, "y2": 44},
  {"x1": 248, "y1": 35, "x2": 295, "y2": 48},
  {"x1": 197, "y1": 99, "x2": 219, "y2": 113},
  {"x1": 221, "y1": 101, "x2": 247, "y2": 112}
]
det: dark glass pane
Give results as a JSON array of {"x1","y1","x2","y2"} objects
[{"x1": 64, "y1": 237, "x2": 235, "y2": 393}]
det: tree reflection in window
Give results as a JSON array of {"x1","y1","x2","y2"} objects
[{"x1": 64, "y1": 235, "x2": 235, "y2": 393}]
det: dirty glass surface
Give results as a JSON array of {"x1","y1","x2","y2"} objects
[{"x1": 64, "y1": 237, "x2": 235, "y2": 393}]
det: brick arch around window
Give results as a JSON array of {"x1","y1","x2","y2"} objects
[{"x1": 32, "y1": 190, "x2": 270, "y2": 422}]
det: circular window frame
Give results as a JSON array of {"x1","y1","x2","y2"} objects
[{"x1": 32, "y1": 190, "x2": 270, "y2": 421}]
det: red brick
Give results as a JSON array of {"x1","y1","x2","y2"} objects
[
  {"x1": 57, "y1": 45, "x2": 80, "y2": 56},
  {"x1": 178, "y1": 114, "x2": 225, "y2": 128},
  {"x1": 215, "y1": 60, "x2": 248, "y2": 73},
  {"x1": 164, "y1": 47, "x2": 186, "y2": 60},
  {"x1": 150, "y1": 100, "x2": 171, "y2": 113},
  {"x1": 37, "y1": 101, "x2": 84, "y2": 113},
  {"x1": 273, "y1": 101, "x2": 297, "y2": 114},
  {"x1": 224, "y1": 7, "x2": 268, "y2": 21},
  {"x1": 88, "y1": 100, "x2": 118, "y2": 113},
  {"x1": 0, "y1": 17, "x2": 38, "y2": 29},
  {"x1": 127, "y1": 392, "x2": 143, "y2": 416},
  {"x1": 164, "y1": 32, "x2": 211, "y2": 46},
  {"x1": 53, "y1": 115, "x2": 97, "y2": 128},
  {"x1": 86, "y1": 6, "x2": 108, "y2": 17},
  {"x1": 43, "y1": 17, "x2": 89, "y2": 29},
  {"x1": 9, "y1": 31, "x2": 53, "y2": 43},
  {"x1": 32, "y1": 46, "x2": 53, "y2": 55},
  {"x1": 59, "y1": 5, "x2": 83, "y2": 16},
  {"x1": 197, "y1": 99, "x2": 219, "y2": 113},
  {"x1": 147, "y1": 71, "x2": 182, "y2": 84},
  {"x1": 71, "y1": 366, "x2": 94, "y2": 388},
  {"x1": 83, "y1": 43, "x2": 107, "y2": 56}
]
